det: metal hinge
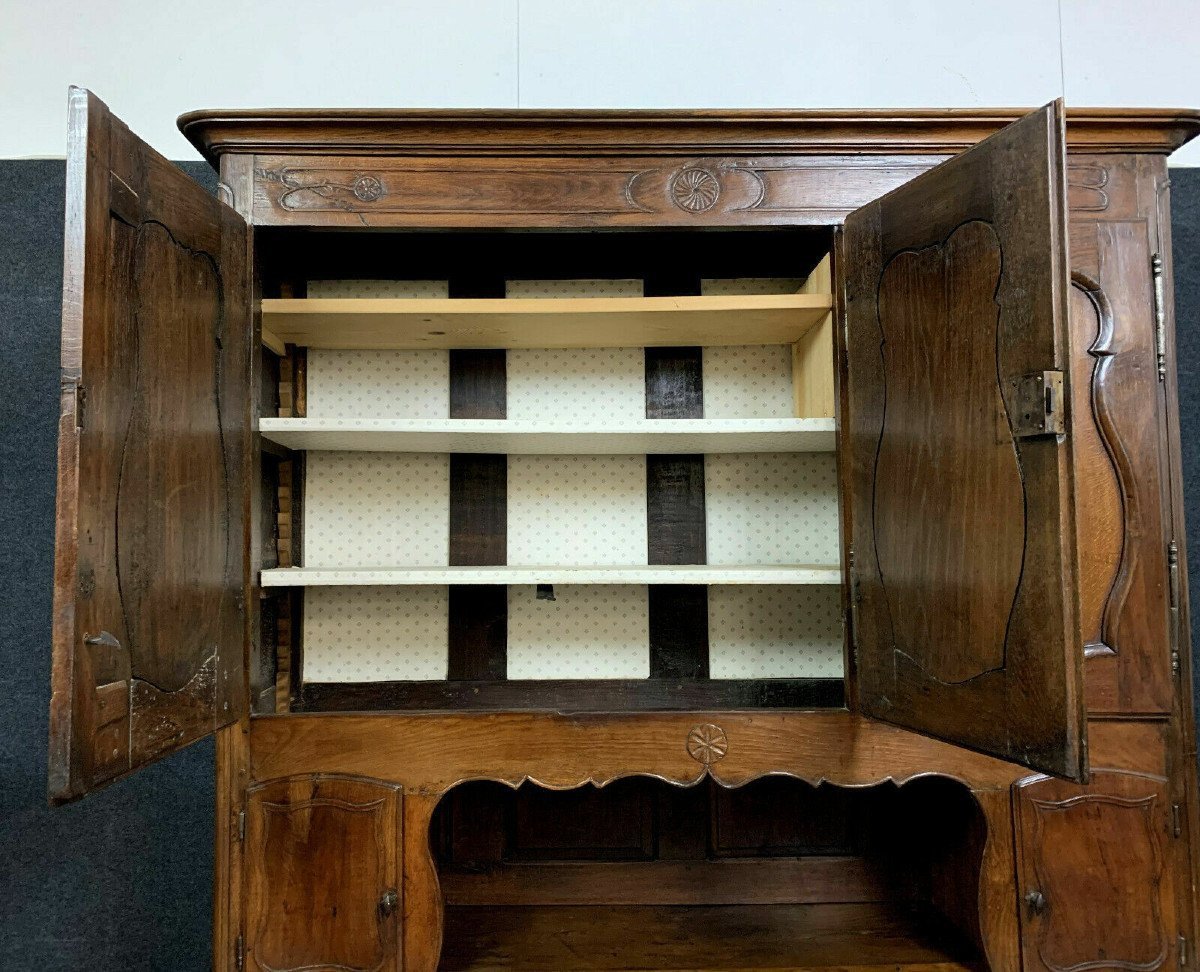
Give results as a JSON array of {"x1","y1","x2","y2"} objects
[
  {"x1": 235, "y1": 934, "x2": 244, "y2": 972},
  {"x1": 1009, "y1": 371, "x2": 1066, "y2": 438},
  {"x1": 1179, "y1": 933, "x2": 1188, "y2": 967},
  {"x1": 847, "y1": 546, "x2": 861, "y2": 666},
  {"x1": 1169, "y1": 540, "x2": 1182, "y2": 678},
  {"x1": 237, "y1": 809, "x2": 246, "y2": 841},
  {"x1": 74, "y1": 383, "x2": 86, "y2": 430},
  {"x1": 1153, "y1": 253, "x2": 1168, "y2": 381},
  {"x1": 1173, "y1": 803, "x2": 1183, "y2": 838}
]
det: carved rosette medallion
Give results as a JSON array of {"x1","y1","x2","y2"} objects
[
  {"x1": 686, "y1": 724, "x2": 728, "y2": 765},
  {"x1": 352, "y1": 175, "x2": 385, "y2": 202},
  {"x1": 670, "y1": 167, "x2": 721, "y2": 213}
]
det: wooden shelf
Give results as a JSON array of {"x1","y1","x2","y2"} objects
[
  {"x1": 260, "y1": 293, "x2": 833, "y2": 351},
  {"x1": 259, "y1": 418, "x2": 835, "y2": 454},
  {"x1": 297, "y1": 678, "x2": 846, "y2": 713},
  {"x1": 260, "y1": 565, "x2": 843, "y2": 587},
  {"x1": 439, "y1": 902, "x2": 983, "y2": 971}
]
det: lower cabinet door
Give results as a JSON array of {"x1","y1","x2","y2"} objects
[
  {"x1": 1015, "y1": 769, "x2": 1177, "y2": 972},
  {"x1": 244, "y1": 774, "x2": 402, "y2": 972}
]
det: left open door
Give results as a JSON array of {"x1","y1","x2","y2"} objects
[{"x1": 49, "y1": 88, "x2": 252, "y2": 803}]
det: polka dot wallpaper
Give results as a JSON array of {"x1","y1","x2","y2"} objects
[
  {"x1": 706, "y1": 452, "x2": 840, "y2": 567},
  {"x1": 306, "y1": 345, "x2": 794, "y2": 422},
  {"x1": 297, "y1": 277, "x2": 842, "y2": 684},
  {"x1": 701, "y1": 278, "x2": 804, "y2": 295},
  {"x1": 508, "y1": 347, "x2": 644, "y2": 422},
  {"x1": 507, "y1": 584, "x2": 649, "y2": 679},
  {"x1": 308, "y1": 279, "x2": 449, "y2": 297},
  {"x1": 303, "y1": 585, "x2": 448, "y2": 681},
  {"x1": 709, "y1": 585, "x2": 843, "y2": 679},
  {"x1": 703, "y1": 345, "x2": 794, "y2": 418},
  {"x1": 508, "y1": 455, "x2": 648, "y2": 566},
  {"x1": 506, "y1": 279, "x2": 643, "y2": 298},
  {"x1": 307, "y1": 349, "x2": 447, "y2": 419},
  {"x1": 303, "y1": 451, "x2": 449, "y2": 567}
]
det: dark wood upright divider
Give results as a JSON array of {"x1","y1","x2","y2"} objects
[
  {"x1": 645, "y1": 343, "x2": 709, "y2": 680},
  {"x1": 448, "y1": 343, "x2": 508, "y2": 681}
]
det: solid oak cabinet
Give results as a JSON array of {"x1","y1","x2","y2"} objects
[{"x1": 48, "y1": 87, "x2": 1200, "y2": 971}]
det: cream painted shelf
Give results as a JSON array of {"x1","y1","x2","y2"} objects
[
  {"x1": 260, "y1": 565, "x2": 843, "y2": 587},
  {"x1": 259, "y1": 418, "x2": 836, "y2": 454},
  {"x1": 260, "y1": 293, "x2": 833, "y2": 352}
]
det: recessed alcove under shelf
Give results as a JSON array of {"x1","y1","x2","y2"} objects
[{"x1": 432, "y1": 776, "x2": 986, "y2": 971}]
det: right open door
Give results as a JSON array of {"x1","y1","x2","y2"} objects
[{"x1": 842, "y1": 102, "x2": 1087, "y2": 781}]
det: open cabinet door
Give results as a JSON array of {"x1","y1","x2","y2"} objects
[
  {"x1": 843, "y1": 102, "x2": 1086, "y2": 780},
  {"x1": 49, "y1": 88, "x2": 251, "y2": 802}
]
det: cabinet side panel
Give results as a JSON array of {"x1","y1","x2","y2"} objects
[{"x1": 1067, "y1": 157, "x2": 1174, "y2": 715}]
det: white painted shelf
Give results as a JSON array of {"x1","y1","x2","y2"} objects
[
  {"x1": 259, "y1": 418, "x2": 836, "y2": 454},
  {"x1": 260, "y1": 293, "x2": 832, "y2": 352},
  {"x1": 260, "y1": 565, "x2": 843, "y2": 587}
]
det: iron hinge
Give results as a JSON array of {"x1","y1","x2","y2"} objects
[
  {"x1": 235, "y1": 934, "x2": 244, "y2": 972},
  {"x1": 237, "y1": 809, "x2": 246, "y2": 842},
  {"x1": 1169, "y1": 540, "x2": 1182, "y2": 679},
  {"x1": 847, "y1": 547, "x2": 861, "y2": 666},
  {"x1": 74, "y1": 383, "x2": 86, "y2": 430},
  {"x1": 1153, "y1": 253, "x2": 1168, "y2": 381},
  {"x1": 1009, "y1": 371, "x2": 1066, "y2": 438},
  {"x1": 1179, "y1": 933, "x2": 1188, "y2": 967},
  {"x1": 1173, "y1": 803, "x2": 1183, "y2": 839}
]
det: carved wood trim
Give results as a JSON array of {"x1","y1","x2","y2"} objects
[
  {"x1": 1069, "y1": 211, "x2": 1173, "y2": 714},
  {"x1": 397, "y1": 767, "x2": 1008, "y2": 972},
  {"x1": 402, "y1": 793, "x2": 442, "y2": 972},
  {"x1": 1067, "y1": 164, "x2": 1111, "y2": 214},
  {"x1": 178, "y1": 108, "x2": 1200, "y2": 166},
  {"x1": 1016, "y1": 769, "x2": 1172, "y2": 972},
  {"x1": 1071, "y1": 270, "x2": 1129, "y2": 662},
  {"x1": 249, "y1": 156, "x2": 935, "y2": 227},
  {"x1": 245, "y1": 773, "x2": 402, "y2": 972},
  {"x1": 1031, "y1": 793, "x2": 1167, "y2": 972},
  {"x1": 249, "y1": 712, "x2": 1026, "y2": 796},
  {"x1": 246, "y1": 149, "x2": 1177, "y2": 230}
]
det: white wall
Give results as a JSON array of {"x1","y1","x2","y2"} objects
[{"x1": 2, "y1": 0, "x2": 1198, "y2": 165}]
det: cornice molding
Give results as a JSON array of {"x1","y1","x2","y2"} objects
[{"x1": 178, "y1": 107, "x2": 1200, "y2": 168}]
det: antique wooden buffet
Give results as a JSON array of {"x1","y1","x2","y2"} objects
[{"x1": 49, "y1": 88, "x2": 1200, "y2": 971}]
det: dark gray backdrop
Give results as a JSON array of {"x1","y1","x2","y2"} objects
[{"x1": 1, "y1": 161, "x2": 1198, "y2": 971}]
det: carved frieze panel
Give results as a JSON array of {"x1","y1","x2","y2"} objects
[{"x1": 250, "y1": 155, "x2": 939, "y2": 228}]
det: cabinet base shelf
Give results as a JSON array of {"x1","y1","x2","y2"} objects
[
  {"x1": 439, "y1": 903, "x2": 982, "y2": 971},
  {"x1": 297, "y1": 678, "x2": 845, "y2": 712}
]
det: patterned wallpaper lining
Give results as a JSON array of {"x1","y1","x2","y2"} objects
[
  {"x1": 306, "y1": 345, "x2": 795, "y2": 421},
  {"x1": 304, "y1": 452, "x2": 449, "y2": 567},
  {"x1": 301, "y1": 277, "x2": 840, "y2": 682},
  {"x1": 303, "y1": 584, "x2": 842, "y2": 682},
  {"x1": 507, "y1": 585, "x2": 650, "y2": 679},
  {"x1": 302, "y1": 453, "x2": 839, "y2": 569},
  {"x1": 303, "y1": 585, "x2": 449, "y2": 681},
  {"x1": 308, "y1": 279, "x2": 449, "y2": 297}
]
